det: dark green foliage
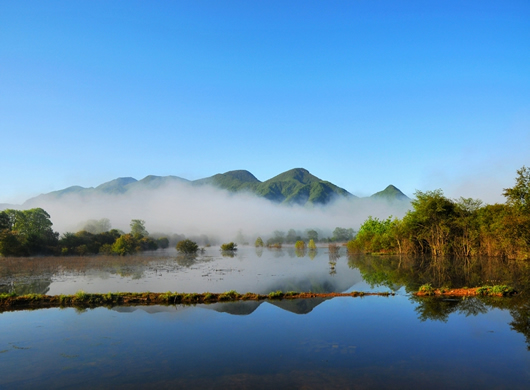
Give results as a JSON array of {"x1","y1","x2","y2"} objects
[
  {"x1": 0, "y1": 208, "x2": 58, "y2": 256},
  {"x1": 59, "y1": 229, "x2": 121, "y2": 255},
  {"x1": 176, "y1": 239, "x2": 199, "y2": 254}
]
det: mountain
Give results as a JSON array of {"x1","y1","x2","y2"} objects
[
  {"x1": 193, "y1": 168, "x2": 354, "y2": 205},
  {"x1": 23, "y1": 175, "x2": 188, "y2": 207},
  {"x1": 370, "y1": 184, "x2": 410, "y2": 202},
  {"x1": 254, "y1": 168, "x2": 354, "y2": 204},
  {"x1": 193, "y1": 170, "x2": 259, "y2": 192},
  {"x1": 19, "y1": 169, "x2": 408, "y2": 207}
]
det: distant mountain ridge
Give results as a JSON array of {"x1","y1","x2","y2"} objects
[{"x1": 19, "y1": 168, "x2": 409, "y2": 207}]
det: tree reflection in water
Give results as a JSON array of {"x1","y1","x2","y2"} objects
[{"x1": 348, "y1": 254, "x2": 530, "y2": 350}]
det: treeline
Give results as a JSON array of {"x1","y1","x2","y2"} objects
[
  {"x1": 348, "y1": 166, "x2": 530, "y2": 260},
  {"x1": 0, "y1": 213, "x2": 170, "y2": 257},
  {"x1": 256, "y1": 227, "x2": 354, "y2": 247}
]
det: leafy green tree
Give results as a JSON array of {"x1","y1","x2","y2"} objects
[
  {"x1": 0, "y1": 208, "x2": 58, "y2": 256},
  {"x1": 308, "y1": 239, "x2": 317, "y2": 250},
  {"x1": 176, "y1": 239, "x2": 199, "y2": 254},
  {"x1": 255, "y1": 237, "x2": 264, "y2": 247},
  {"x1": 403, "y1": 190, "x2": 456, "y2": 257},
  {"x1": 332, "y1": 227, "x2": 354, "y2": 242},
  {"x1": 111, "y1": 234, "x2": 139, "y2": 255},
  {"x1": 130, "y1": 219, "x2": 148, "y2": 238},
  {"x1": 503, "y1": 166, "x2": 530, "y2": 210}
]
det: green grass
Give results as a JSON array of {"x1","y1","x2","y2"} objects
[{"x1": 418, "y1": 284, "x2": 435, "y2": 296}]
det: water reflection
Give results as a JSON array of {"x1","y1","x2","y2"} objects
[
  {"x1": 348, "y1": 254, "x2": 530, "y2": 294},
  {"x1": 0, "y1": 247, "x2": 363, "y2": 296}
]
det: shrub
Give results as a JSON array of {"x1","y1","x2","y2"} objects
[
  {"x1": 255, "y1": 237, "x2": 264, "y2": 247},
  {"x1": 294, "y1": 240, "x2": 305, "y2": 250},
  {"x1": 176, "y1": 239, "x2": 199, "y2": 254},
  {"x1": 418, "y1": 283, "x2": 435, "y2": 296},
  {"x1": 308, "y1": 239, "x2": 317, "y2": 250},
  {"x1": 220, "y1": 242, "x2": 237, "y2": 251}
]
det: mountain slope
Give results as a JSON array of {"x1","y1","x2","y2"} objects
[
  {"x1": 18, "y1": 169, "x2": 406, "y2": 208},
  {"x1": 255, "y1": 168, "x2": 354, "y2": 205},
  {"x1": 193, "y1": 170, "x2": 260, "y2": 192},
  {"x1": 370, "y1": 185, "x2": 409, "y2": 202}
]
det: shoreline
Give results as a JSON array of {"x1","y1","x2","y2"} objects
[{"x1": 0, "y1": 286, "x2": 518, "y2": 311}]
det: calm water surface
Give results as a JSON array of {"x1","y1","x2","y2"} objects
[{"x1": 1, "y1": 247, "x2": 530, "y2": 388}]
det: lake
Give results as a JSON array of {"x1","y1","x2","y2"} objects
[{"x1": 1, "y1": 247, "x2": 530, "y2": 388}]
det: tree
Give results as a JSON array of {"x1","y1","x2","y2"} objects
[
  {"x1": 285, "y1": 229, "x2": 297, "y2": 244},
  {"x1": 404, "y1": 190, "x2": 456, "y2": 256},
  {"x1": 0, "y1": 211, "x2": 10, "y2": 231},
  {"x1": 0, "y1": 208, "x2": 58, "y2": 256},
  {"x1": 130, "y1": 219, "x2": 148, "y2": 238},
  {"x1": 111, "y1": 234, "x2": 139, "y2": 256},
  {"x1": 176, "y1": 239, "x2": 199, "y2": 254},
  {"x1": 157, "y1": 237, "x2": 169, "y2": 249},
  {"x1": 306, "y1": 229, "x2": 318, "y2": 242},
  {"x1": 255, "y1": 237, "x2": 264, "y2": 247},
  {"x1": 79, "y1": 218, "x2": 111, "y2": 234},
  {"x1": 332, "y1": 227, "x2": 354, "y2": 242},
  {"x1": 503, "y1": 166, "x2": 530, "y2": 210},
  {"x1": 308, "y1": 239, "x2": 317, "y2": 250}
]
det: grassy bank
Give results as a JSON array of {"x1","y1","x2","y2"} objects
[
  {"x1": 0, "y1": 290, "x2": 396, "y2": 311},
  {"x1": 415, "y1": 284, "x2": 517, "y2": 297}
]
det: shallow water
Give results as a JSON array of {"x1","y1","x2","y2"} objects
[
  {"x1": 0, "y1": 247, "x2": 375, "y2": 295},
  {"x1": 1, "y1": 248, "x2": 530, "y2": 388}
]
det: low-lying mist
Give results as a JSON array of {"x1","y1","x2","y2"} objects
[{"x1": 25, "y1": 182, "x2": 411, "y2": 242}]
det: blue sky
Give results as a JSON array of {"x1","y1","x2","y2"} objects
[{"x1": 1, "y1": 0, "x2": 529, "y2": 204}]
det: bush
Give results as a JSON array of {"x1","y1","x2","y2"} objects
[
  {"x1": 255, "y1": 237, "x2": 264, "y2": 247},
  {"x1": 308, "y1": 239, "x2": 317, "y2": 250},
  {"x1": 294, "y1": 240, "x2": 305, "y2": 250},
  {"x1": 418, "y1": 283, "x2": 435, "y2": 296},
  {"x1": 176, "y1": 239, "x2": 199, "y2": 254},
  {"x1": 220, "y1": 242, "x2": 237, "y2": 251}
]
